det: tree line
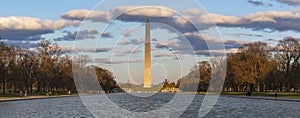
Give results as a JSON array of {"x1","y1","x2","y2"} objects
[
  {"x1": 3, "y1": 37, "x2": 299, "y2": 94},
  {"x1": 180, "y1": 37, "x2": 300, "y2": 92},
  {"x1": 0, "y1": 40, "x2": 118, "y2": 95}
]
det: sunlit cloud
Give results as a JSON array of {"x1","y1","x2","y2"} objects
[
  {"x1": 195, "y1": 48, "x2": 240, "y2": 55},
  {"x1": 60, "y1": 46, "x2": 112, "y2": 53},
  {"x1": 122, "y1": 28, "x2": 134, "y2": 37},
  {"x1": 62, "y1": 6, "x2": 300, "y2": 33},
  {"x1": 0, "y1": 16, "x2": 79, "y2": 40},
  {"x1": 61, "y1": 9, "x2": 112, "y2": 22}
]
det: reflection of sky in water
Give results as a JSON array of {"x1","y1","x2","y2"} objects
[{"x1": 2, "y1": 94, "x2": 300, "y2": 117}]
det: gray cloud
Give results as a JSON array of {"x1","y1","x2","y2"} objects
[
  {"x1": 27, "y1": 35, "x2": 45, "y2": 41},
  {"x1": 101, "y1": 32, "x2": 113, "y2": 38},
  {"x1": 61, "y1": 7, "x2": 300, "y2": 33},
  {"x1": 0, "y1": 29, "x2": 51, "y2": 41},
  {"x1": 153, "y1": 52, "x2": 182, "y2": 59},
  {"x1": 62, "y1": 7, "x2": 249, "y2": 56},
  {"x1": 55, "y1": 29, "x2": 99, "y2": 41},
  {"x1": 155, "y1": 33, "x2": 247, "y2": 56},
  {"x1": 152, "y1": 38, "x2": 158, "y2": 41},
  {"x1": 209, "y1": 11, "x2": 300, "y2": 32},
  {"x1": 61, "y1": 6, "x2": 174, "y2": 22},
  {"x1": 228, "y1": 33, "x2": 263, "y2": 37},
  {"x1": 95, "y1": 58, "x2": 142, "y2": 64},
  {"x1": 276, "y1": 0, "x2": 300, "y2": 6},
  {"x1": 122, "y1": 49, "x2": 142, "y2": 54},
  {"x1": 116, "y1": 7, "x2": 300, "y2": 34},
  {"x1": 61, "y1": 6, "x2": 200, "y2": 33},
  {"x1": 247, "y1": 0, "x2": 273, "y2": 7},
  {"x1": 263, "y1": 38, "x2": 277, "y2": 42},
  {"x1": 117, "y1": 15, "x2": 199, "y2": 33},
  {"x1": 117, "y1": 38, "x2": 144, "y2": 45},
  {"x1": 2, "y1": 40, "x2": 38, "y2": 49},
  {"x1": 129, "y1": 38, "x2": 144, "y2": 45}
]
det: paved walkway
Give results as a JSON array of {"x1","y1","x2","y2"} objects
[
  {"x1": 223, "y1": 95, "x2": 300, "y2": 102},
  {"x1": 0, "y1": 95, "x2": 77, "y2": 102}
]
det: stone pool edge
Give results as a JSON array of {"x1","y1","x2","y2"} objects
[
  {"x1": 0, "y1": 95, "x2": 78, "y2": 102},
  {"x1": 222, "y1": 95, "x2": 300, "y2": 102}
]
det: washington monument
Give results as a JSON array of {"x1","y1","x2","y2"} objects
[{"x1": 144, "y1": 18, "x2": 151, "y2": 88}]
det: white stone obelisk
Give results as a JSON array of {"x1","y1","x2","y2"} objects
[{"x1": 144, "y1": 18, "x2": 151, "y2": 88}]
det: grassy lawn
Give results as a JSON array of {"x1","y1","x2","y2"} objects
[
  {"x1": 0, "y1": 96, "x2": 19, "y2": 99},
  {"x1": 0, "y1": 93, "x2": 22, "y2": 97},
  {"x1": 0, "y1": 91, "x2": 74, "y2": 100}
]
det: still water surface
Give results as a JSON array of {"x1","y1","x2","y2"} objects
[{"x1": 0, "y1": 93, "x2": 299, "y2": 117}]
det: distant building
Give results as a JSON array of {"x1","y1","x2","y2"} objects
[{"x1": 160, "y1": 87, "x2": 180, "y2": 93}]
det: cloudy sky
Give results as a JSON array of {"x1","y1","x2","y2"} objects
[{"x1": 1, "y1": 0, "x2": 300, "y2": 85}]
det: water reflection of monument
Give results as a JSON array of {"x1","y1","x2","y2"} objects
[{"x1": 144, "y1": 18, "x2": 151, "y2": 88}]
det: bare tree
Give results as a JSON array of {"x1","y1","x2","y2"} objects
[{"x1": 275, "y1": 37, "x2": 300, "y2": 91}]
